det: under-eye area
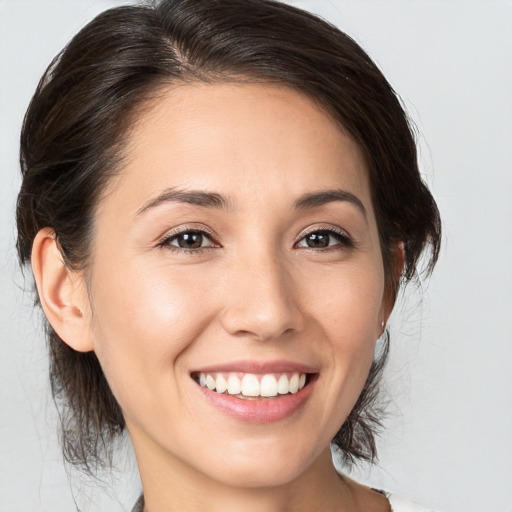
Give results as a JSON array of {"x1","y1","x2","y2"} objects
[{"x1": 191, "y1": 371, "x2": 318, "y2": 399}]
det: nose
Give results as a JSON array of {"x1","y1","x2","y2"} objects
[{"x1": 219, "y1": 249, "x2": 305, "y2": 341}]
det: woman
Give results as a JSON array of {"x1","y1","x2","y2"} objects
[{"x1": 16, "y1": 0, "x2": 441, "y2": 511}]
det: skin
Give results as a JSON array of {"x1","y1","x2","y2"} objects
[{"x1": 32, "y1": 83, "x2": 397, "y2": 512}]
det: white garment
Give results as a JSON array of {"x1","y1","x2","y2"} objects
[{"x1": 387, "y1": 493, "x2": 438, "y2": 512}]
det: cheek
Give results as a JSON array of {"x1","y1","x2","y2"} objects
[
  {"x1": 305, "y1": 261, "x2": 384, "y2": 343},
  {"x1": 86, "y1": 259, "x2": 219, "y2": 407},
  {"x1": 303, "y1": 262, "x2": 384, "y2": 412}
]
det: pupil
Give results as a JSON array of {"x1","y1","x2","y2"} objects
[
  {"x1": 307, "y1": 232, "x2": 329, "y2": 248},
  {"x1": 179, "y1": 232, "x2": 203, "y2": 249}
]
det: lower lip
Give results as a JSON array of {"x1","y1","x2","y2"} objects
[{"x1": 195, "y1": 379, "x2": 315, "y2": 424}]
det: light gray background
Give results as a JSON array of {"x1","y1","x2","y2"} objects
[{"x1": 1, "y1": 1, "x2": 511, "y2": 511}]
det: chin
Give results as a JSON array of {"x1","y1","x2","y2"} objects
[{"x1": 191, "y1": 436, "x2": 323, "y2": 489}]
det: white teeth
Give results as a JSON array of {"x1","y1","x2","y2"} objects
[
  {"x1": 241, "y1": 374, "x2": 260, "y2": 396},
  {"x1": 197, "y1": 371, "x2": 308, "y2": 397},
  {"x1": 260, "y1": 374, "x2": 278, "y2": 397},
  {"x1": 227, "y1": 374, "x2": 241, "y2": 395},
  {"x1": 277, "y1": 374, "x2": 289, "y2": 394},
  {"x1": 289, "y1": 373, "x2": 300, "y2": 394},
  {"x1": 206, "y1": 374, "x2": 216, "y2": 390},
  {"x1": 215, "y1": 374, "x2": 227, "y2": 393}
]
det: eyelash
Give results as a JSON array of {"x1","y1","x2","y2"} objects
[
  {"x1": 157, "y1": 228, "x2": 219, "y2": 255},
  {"x1": 294, "y1": 226, "x2": 354, "y2": 252},
  {"x1": 157, "y1": 226, "x2": 354, "y2": 254}
]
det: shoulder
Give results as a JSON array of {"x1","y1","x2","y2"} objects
[{"x1": 387, "y1": 492, "x2": 440, "y2": 512}]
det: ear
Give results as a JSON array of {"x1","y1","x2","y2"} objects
[
  {"x1": 381, "y1": 241, "x2": 406, "y2": 326},
  {"x1": 31, "y1": 228, "x2": 94, "y2": 352}
]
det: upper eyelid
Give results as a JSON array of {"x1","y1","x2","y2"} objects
[
  {"x1": 157, "y1": 230, "x2": 219, "y2": 254},
  {"x1": 294, "y1": 226, "x2": 355, "y2": 250},
  {"x1": 159, "y1": 225, "x2": 219, "y2": 244},
  {"x1": 297, "y1": 225, "x2": 351, "y2": 240}
]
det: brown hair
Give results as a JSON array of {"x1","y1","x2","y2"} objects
[{"x1": 16, "y1": 0, "x2": 441, "y2": 471}]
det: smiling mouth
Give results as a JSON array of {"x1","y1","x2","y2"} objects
[{"x1": 191, "y1": 371, "x2": 315, "y2": 399}]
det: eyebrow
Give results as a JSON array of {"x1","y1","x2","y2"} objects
[
  {"x1": 136, "y1": 188, "x2": 232, "y2": 216},
  {"x1": 136, "y1": 187, "x2": 366, "y2": 218},
  {"x1": 294, "y1": 189, "x2": 367, "y2": 218}
]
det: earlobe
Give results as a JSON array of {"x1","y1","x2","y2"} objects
[{"x1": 31, "y1": 228, "x2": 94, "y2": 352}]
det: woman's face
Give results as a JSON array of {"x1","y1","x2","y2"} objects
[{"x1": 82, "y1": 83, "x2": 389, "y2": 487}]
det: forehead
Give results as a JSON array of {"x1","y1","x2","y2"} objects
[{"x1": 101, "y1": 82, "x2": 372, "y2": 216}]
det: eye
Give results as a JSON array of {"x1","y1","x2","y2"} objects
[
  {"x1": 296, "y1": 229, "x2": 352, "y2": 250},
  {"x1": 159, "y1": 229, "x2": 217, "y2": 251}
]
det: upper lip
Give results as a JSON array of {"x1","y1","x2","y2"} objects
[{"x1": 190, "y1": 359, "x2": 318, "y2": 375}]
